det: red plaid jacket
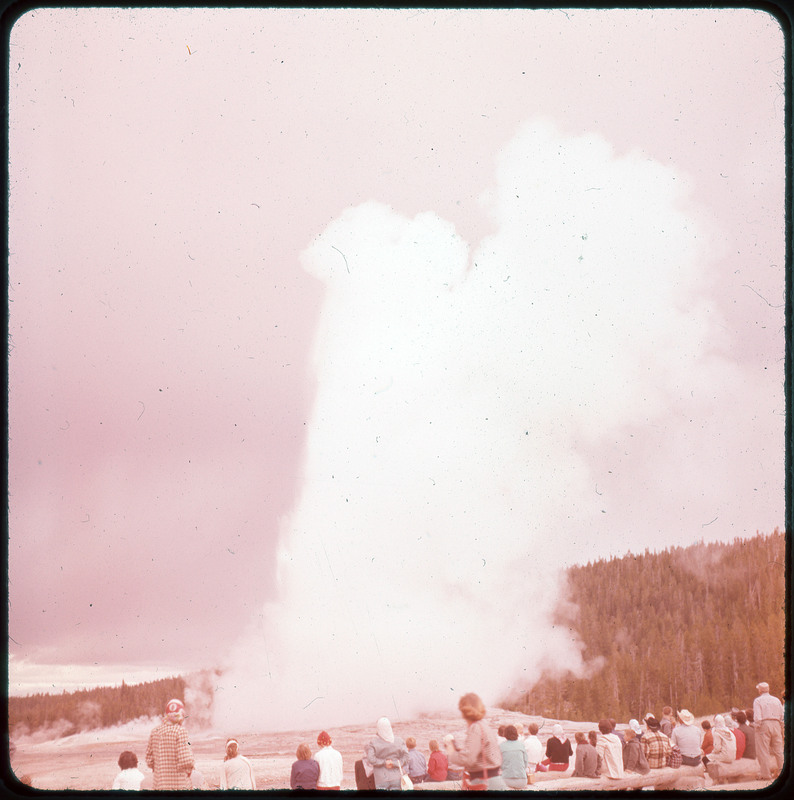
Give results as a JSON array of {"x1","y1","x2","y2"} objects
[{"x1": 145, "y1": 720, "x2": 195, "y2": 790}]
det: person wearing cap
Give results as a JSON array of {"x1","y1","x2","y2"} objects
[
  {"x1": 670, "y1": 710, "x2": 703, "y2": 767},
  {"x1": 641, "y1": 716, "x2": 672, "y2": 769},
  {"x1": 145, "y1": 698, "x2": 195, "y2": 790},
  {"x1": 315, "y1": 731, "x2": 343, "y2": 789},
  {"x1": 219, "y1": 737, "x2": 255, "y2": 789},
  {"x1": 753, "y1": 681, "x2": 784, "y2": 780}
]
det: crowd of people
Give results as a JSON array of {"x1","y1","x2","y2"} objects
[{"x1": 110, "y1": 682, "x2": 784, "y2": 790}]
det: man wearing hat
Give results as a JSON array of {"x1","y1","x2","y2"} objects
[
  {"x1": 752, "y1": 682, "x2": 784, "y2": 780},
  {"x1": 145, "y1": 698, "x2": 195, "y2": 790},
  {"x1": 670, "y1": 710, "x2": 704, "y2": 766},
  {"x1": 642, "y1": 716, "x2": 672, "y2": 769}
]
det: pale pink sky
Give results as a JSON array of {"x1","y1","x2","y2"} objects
[{"x1": 7, "y1": 8, "x2": 786, "y2": 708}]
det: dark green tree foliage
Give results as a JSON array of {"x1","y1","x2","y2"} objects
[
  {"x1": 8, "y1": 675, "x2": 186, "y2": 739},
  {"x1": 503, "y1": 530, "x2": 786, "y2": 721}
]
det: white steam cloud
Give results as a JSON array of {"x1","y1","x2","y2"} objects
[{"x1": 213, "y1": 119, "x2": 714, "y2": 732}]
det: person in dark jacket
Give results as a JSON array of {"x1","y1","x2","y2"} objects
[
  {"x1": 623, "y1": 728, "x2": 650, "y2": 774},
  {"x1": 290, "y1": 743, "x2": 319, "y2": 790},
  {"x1": 571, "y1": 731, "x2": 598, "y2": 778},
  {"x1": 735, "y1": 711, "x2": 756, "y2": 759},
  {"x1": 543, "y1": 724, "x2": 573, "y2": 771}
]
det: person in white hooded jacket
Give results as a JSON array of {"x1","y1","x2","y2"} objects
[
  {"x1": 364, "y1": 717, "x2": 409, "y2": 790},
  {"x1": 708, "y1": 716, "x2": 737, "y2": 766}
]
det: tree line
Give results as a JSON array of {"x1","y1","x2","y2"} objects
[
  {"x1": 8, "y1": 675, "x2": 187, "y2": 739},
  {"x1": 502, "y1": 529, "x2": 786, "y2": 722}
]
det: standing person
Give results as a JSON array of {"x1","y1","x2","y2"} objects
[
  {"x1": 670, "y1": 709, "x2": 704, "y2": 767},
  {"x1": 542, "y1": 724, "x2": 573, "y2": 771},
  {"x1": 735, "y1": 711, "x2": 756, "y2": 759},
  {"x1": 595, "y1": 719, "x2": 624, "y2": 779},
  {"x1": 365, "y1": 717, "x2": 409, "y2": 790},
  {"x1": 499, "y1": 725, "x2": 529, "y2": 789},
  {"x1": 145, "y1": 698, "x2": 194, "y2": 790},
  {"x1": 444, "y1": 692, "x2": 507, "y2": 790},
  {"x1": 405, "y1": 737, "x2": 428, "y2": 784},
  {"x1": 571, "y1": 731, "x2": 598, "y2": 778},
  {"x1": 641, "y1": 716, "x2": 672, "y2": 769},
  {"x1": 660, "y1": 707, "x2": 676, "y2": 738},
  {"x1": 290, "y1": 743, "x2": 320, "y2": 790},
  {"x1": 111, "y1": 751, "x2": 145, "y2": 790},
  {"x1": 314, "y1": 731, "x2": 343, "y2": 790},
  {"x1": 753, "y1": 681, "x2": 784, "y2": 780},
  {"x1": 524, "y1": 722, "x2": 545, "y2": 774},
  {"x1": 219, "y1": 737, "x2": 255, "y2": 790},
  {"x1": 427, "y1": 740, "x2": 448, "y2": 782}
]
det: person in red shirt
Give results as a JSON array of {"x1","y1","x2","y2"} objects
[{"x1": 427, "y1": 739, "x2": 448, "y2": 781}]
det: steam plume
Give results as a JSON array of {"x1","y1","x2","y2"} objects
[{"x1": 212, "y1": 119, "x2": 712, "y2": 732}]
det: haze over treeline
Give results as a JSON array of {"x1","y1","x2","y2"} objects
[
  {"x1": 504, "y1": 529, "x2": 786, "y2": 721},
  {"x1": 9, "y1": 531, "x2": 785, "y2": 740}
]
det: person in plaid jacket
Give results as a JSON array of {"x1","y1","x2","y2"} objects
[
  {"x1": 641, "y1": 716, "x2": 672, "y2": 769},
  {"x1": 145, "y1": 698, "x2": 195, "y2": 790}
]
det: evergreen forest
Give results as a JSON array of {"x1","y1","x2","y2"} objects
[
  {"x1": 502, "y1": 529, "x2": 787, "y2": 722},
  {"x1": 8, "y1": 675, "x2": 188, "y2": 739}
]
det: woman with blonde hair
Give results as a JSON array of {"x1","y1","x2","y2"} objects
[
  {"x1": 219, "y1": 738, "x2": 255, "y2": 789},
  {"x1": 445, "y1": 692, "x2": 507, "y2": 790},
  {"x1": 290, "y1": 742, "x2": 320, "y2": 790}
]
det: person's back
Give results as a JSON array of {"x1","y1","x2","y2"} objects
[
  {"x1": 596, "y1": 720, "x2": 624, "y2": 779},
  {"x1": 710, "y1": 718, "x2": 736, "y2": 765},
  {"x1": 622, "y1": 732, "x2": 650, "y2": 774},
  {"x1": 406, "y1": 737, "x2": 427, "y2": 783},
  {"x1": 736, "y1": 712, "x2": 755, "y2": 760},
  {"x1": 670, "y1": 711, "x2": 702, "y2": 766},
  {"x1": 641, "y1": 719, "x2": 671, "y2": 769},
  {"x1": 571, "y1": 733, "x2": 598, "y2": 778},
  {"x1": 112, "y1": 767, "x2": 145, "y2": 790},
  {"x1": 145, "y1": 700, "x2": 194, "y2": 791},
  {"x1": 525, "y1": 723, "x2": 544, "y2": 771},
  {"x1": 427, "y1": 742, "x2": 448, "y2": 782},
  {"x1": 499, "y1": 727, "x2": 528, "y2": 788},
  {"x1": 112, "y1": 751, "x2": 144, "y2": 791},
  {"x1": 222, "y1": 755, "x2": 255, "y2": 789},
  {"x1": 315, "y1": 732, "x2": 344, "y2": 789}
]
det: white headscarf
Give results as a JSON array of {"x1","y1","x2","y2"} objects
[
  {"x1": 713, "y1": 715, "x2": 726, "y2": 729},
  {"x1": 629, "y1": 719, "x2": 643, "y2": 735},
  {"x1": 552, "y1": 724, "x2": 565, "y2": 741},
  {"x1": 376, "y1": 717, "x2": 395, "y2": 743}
]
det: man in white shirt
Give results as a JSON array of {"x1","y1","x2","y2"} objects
[
  {"x1": 315, "y1": 731, "x2": 344, "y2": 789},
  {"x1": 752, "y1": 682, "x2": 784, "y2": 781},
  {"x1": 670, "y1": 709, "x2": 704, "y2": 766},
  {"x1": 596, "y1": 719, "x2": 625, "y2": 779}
]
